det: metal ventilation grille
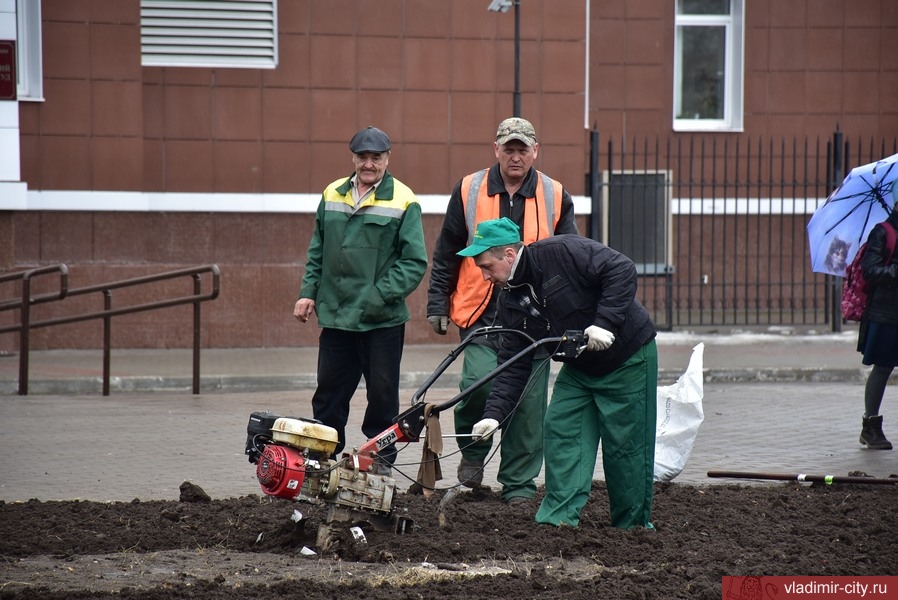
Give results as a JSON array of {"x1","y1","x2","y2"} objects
[{"x1": 141, "y1": 0, "x2": 277, "y2": 68}]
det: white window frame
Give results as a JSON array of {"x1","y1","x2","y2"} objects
[
  {"x1": 15, "y1": 0, "x2": 43, "y2": 101},
  {"x1": 673, "y1": 0, "x2": 744, "y2": 132},
  {"x1": 141, "y1": 0, "x2": 278, "y2": 69}
]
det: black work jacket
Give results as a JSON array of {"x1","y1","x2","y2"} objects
[
  {"x1": 426, "y1": 164, "x2": 578, "y2": 339},
  {"x1": 482, "y1": 235, "x2": 657, "y2": 423},
  {"x1": 862, "y1": 210, "x2": 898, "y2": 324}
]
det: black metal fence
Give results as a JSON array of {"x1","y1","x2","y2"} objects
[{"x1": 586, "y1": 130, "x2": 898, "y2": 331}]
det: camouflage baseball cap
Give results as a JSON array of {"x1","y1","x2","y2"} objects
[{"x1": 495, "y1": 117, "x2": 537, "y2": 146}]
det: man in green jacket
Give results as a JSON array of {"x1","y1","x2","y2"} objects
[{"x1": 293, "y1": 126, "x2": 428, "y2": 473}]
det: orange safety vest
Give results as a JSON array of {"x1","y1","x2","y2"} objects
[{"x1": 449, "y1": 168, "x2": 564, "y2": 329}]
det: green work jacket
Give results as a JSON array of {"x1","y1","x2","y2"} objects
[{"x1": 299, "y1": 172, "x2": 428, "y2": 331}]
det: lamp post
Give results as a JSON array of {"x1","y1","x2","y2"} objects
[{"x1": 487, "y1": 0, "x2": 520, "y2": 117}]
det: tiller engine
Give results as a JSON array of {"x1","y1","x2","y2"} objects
[
  {"x1": 244, "y1": 329, "x2": 586, "y2": 549},
  {"x1": 244, "y1": 412, "x2": 416, "y2": 549}
]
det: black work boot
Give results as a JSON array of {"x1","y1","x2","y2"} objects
[
  {"x1": 860, "y1": 415, "x2": 893, "y2": 450},
  {"x1": 457, "y1": 457, "x2": 484, "y2": 488}
]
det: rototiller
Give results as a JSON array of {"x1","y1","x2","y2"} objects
[{"x1": 244, "y1": 328, "x2": 585, "y2": 549}]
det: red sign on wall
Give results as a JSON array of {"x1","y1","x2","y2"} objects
[{"x1": 0, "y1": 41, "x2": 16, "y2": 101}]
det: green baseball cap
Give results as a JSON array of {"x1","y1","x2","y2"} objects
[{"x1": 457, "y1": 217, "x2": 522, "y2": 257}]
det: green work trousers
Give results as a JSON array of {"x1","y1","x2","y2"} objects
[
  {"x1": 535, "y1": 340, "x2": 658, "y2": 529},
  {"x1": 453, "y1": 343, "x2": 550, "y2": 500}
]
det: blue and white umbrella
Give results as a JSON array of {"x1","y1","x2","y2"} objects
[{"x1": 807, "y1": 152, "x2": 898, "y2": 277}]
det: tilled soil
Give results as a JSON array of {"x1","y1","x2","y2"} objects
[{"x1": 1, "y1": 478, "x2": 896, "y2": 600}]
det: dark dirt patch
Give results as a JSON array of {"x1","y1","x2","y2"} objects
[{"x1": 1, "y1": 480, "x2": 896, "y2": 599}]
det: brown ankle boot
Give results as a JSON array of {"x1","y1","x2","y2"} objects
[{"x1": 860, "y1": 415, "x2": 893, "y2": 450}]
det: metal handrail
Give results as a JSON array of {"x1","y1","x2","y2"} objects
[
  {"x1": 0, "y1": 264, "x2": 69, "y2": 394},
  {"x1": 0, "y1": 264, "x2": 220, "y2": 396},
  {"x1": 0, "y1": 263, "x2": 69, "y2": 310}
]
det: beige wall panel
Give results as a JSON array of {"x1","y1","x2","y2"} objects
[
  {"x1": 214, "y1": 141, "x2": 263, "y2": 193},
  {"x1": 41, "y1": 21, "x2": 90, "y2": 79},
  {"x1": 40, "y1": 79, "x2": 91, "y2": 136},
  {"x1": 90, "y1": 23, "x2": 141, "y2": 80},
  {"x1": 262, "y1": 89, "x2": 309, "y2": 141},
  {"x1": 93, "y1": 81, "x2": 143, "y2": 137},
  {"x1": 92, "y1": 138, "x2": 144, "y2": 191},
  {"x1": 40, "y1": 137, "x2": 91, "y2": 190},
  {"x1": 261, "y1": 142, "x2": 312, "y2": 193},
  {"x1": 164, "y1": 141, "x2": 214, "y2": 192},
  {"x1": 214, "y1": 88, "x2": 263, "y2": 141},
  {"x1": 163, "y1": 87, "x2": 213, "y2": 140}
]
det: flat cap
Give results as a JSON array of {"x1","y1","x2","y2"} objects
[
  {"x1": 495, "y1": 117, "x2": 537, "y2": 146},
  {"x1": 349, "y1": 126, "x2": 391, "y2": 153}
]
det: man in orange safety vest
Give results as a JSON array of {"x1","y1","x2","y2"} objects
[{"x1": 426, "y1": 117, "x2": 578, "y2": 505}]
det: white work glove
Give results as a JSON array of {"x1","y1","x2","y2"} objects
[
  {"x1": 427, "y1": 315, "x2": 449, "y2": 335},
  {"x1": 471, "y1": 418, "x2": 499, "y2": 442},
  {"x1": 584, "y1": 325, "x2": 615, "y2": 351}
]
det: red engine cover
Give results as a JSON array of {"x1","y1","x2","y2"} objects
[{"x1": 256, "y1": 444, "x2": 306, "y2": 499}]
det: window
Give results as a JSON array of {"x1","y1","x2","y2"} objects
[
  {"x1": 15, "y1": 0, "x2": 43, "y2": 101},
  {"x1": 673, "y1": 0, "x2": 744, "y2": 132},
  {"x1": 602, "y1": 171, "x2": 673, "y2": 276},
  {"x1": 141, "y1": 0, "x2": 277, "y2": 69}
]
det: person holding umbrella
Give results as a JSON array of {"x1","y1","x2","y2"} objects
[
  {"x1": 807, "y1": 153, "x2": 898, "y2": 277},
  {"x1": 807, "y1": 153, "x2": 898, "y2": 448},
  {"x1": 857, "y1": 181, "x2": 898, "y2": 450}
]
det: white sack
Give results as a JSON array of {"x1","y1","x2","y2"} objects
[{"x1": 653, "y1": 342, "x2": 705, "y2": 481}]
